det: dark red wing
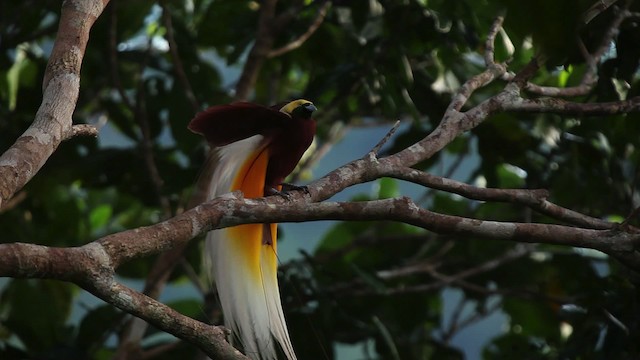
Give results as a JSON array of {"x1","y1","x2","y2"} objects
[{"x1": 188, "y1": 102, "x2": 290, "y2": 146}]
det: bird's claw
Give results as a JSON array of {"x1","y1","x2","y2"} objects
[
  {"x1": 266, "y1": 183, "x2": 309, "y2": 201},
  {"x1": 266, "y1": 187, "x2": 294, "y2": 201},
  {"x1": 281, "y1": 182, "x2": 310, "y2": 194}
]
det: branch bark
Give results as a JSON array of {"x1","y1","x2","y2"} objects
[{"x1": 0, "y1": 0, "x2": 109, "y2": 207}]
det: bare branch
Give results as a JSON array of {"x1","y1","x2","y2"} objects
[
  {"x1": 484, "y1": 16, "x2": 505, "y2": 66},
  {"x1": 0, "y1": 0, "x2": 109, "y2": 206},
  {"x1": 446, "y1": 62, "x2": 508, "y2": 113},
  {"x1": 3, "y1": 194, "x2": 639, "y2": 277},
  {"x1": 86, "y1": 272, "x2": 248, "y2": 360},
  {"x1": 370, "y1": 120, "x2": 401, "y2": 156},
  {"x1": 387, "y1": 167, "x2": 627, "y2": 230},
  {"x1": 390, "y1": 167, "x2": 549, "y2": 204},
  {"x1": 65, "y1": 124, "x2": 99, "y2": 140}
]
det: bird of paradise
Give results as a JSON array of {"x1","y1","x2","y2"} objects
[{"x1": 189, "y1": 99, "x2": 317, "y2": 360}]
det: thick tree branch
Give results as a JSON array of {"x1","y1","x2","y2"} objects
[
  {"x1": 0, "y1": 0, "x2": 109, "y2": 207},
  {"x1": 2, "y1": 194, "x2": 640, "y2": 278}
]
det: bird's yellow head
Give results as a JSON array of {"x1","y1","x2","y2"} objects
[{"x1": 279, "y1": 99, "x2": 317, "y2": 119}]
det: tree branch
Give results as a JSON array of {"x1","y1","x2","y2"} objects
[
  {"x1": 65, "y1": 124, "x2": 99, "y2": 140},
  {"x1": 506, "y1": 2, "x2": 631, "y2": 97},
  {"x1": 268, "y1": 1, "x2": 331, "y2": 58},
  {"x1": 0, "y1": 0, "x2": 109, "y2": 207},
  {"x1": 234, "y1": 0, "x2": 278, "y2": 100}
]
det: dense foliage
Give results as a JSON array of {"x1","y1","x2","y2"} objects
[{"x1": 1, "y1": 0, "x2": 640, "y2": 359}]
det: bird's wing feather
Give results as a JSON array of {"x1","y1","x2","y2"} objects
[{"x1": 188, "y1": 102, "x2": 289, "y2": 147}]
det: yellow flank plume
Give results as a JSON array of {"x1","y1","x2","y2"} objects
[
  {"x1": 207, "y1": 135, "x2": 297, "y2": 360},
  {"x1": 228, "y1": 145, "x2": 271, "y2": 282}
]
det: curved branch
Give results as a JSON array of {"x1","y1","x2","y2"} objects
[{"x1": 268, "y1": 1, "x2": 331, "y2": 58}]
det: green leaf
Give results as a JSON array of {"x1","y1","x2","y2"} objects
[
  {"x1": 89, "y1": 204, "x2": 113, "y2": 231},
  {"x1": 496, "y1": 163, "x2": 526, "y2": 188},
  {"x1": 377, "y1": 177, "x2": 399, "y2": 199},
  {"x1": 6, "y1": 45, "x2": 30, "y2": 111}
]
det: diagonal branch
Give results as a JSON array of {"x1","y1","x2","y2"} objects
[
  {"x1": 0, "y1": 0, "x2": 109, "y2": 207},
  {"x1": 268, "y1": 1, "x2": 331, "y2": 58}
]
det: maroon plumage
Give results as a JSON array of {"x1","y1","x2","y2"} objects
[{"x1": 188, "y1": 100, "x2": 317, "y2": 190}]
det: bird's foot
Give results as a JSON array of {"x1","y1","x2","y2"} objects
[
  {"x1": 280, "y1": 182, "x2": 310, "y2": 194},
  {"x1": 266, "y1": 183, "x2": 309, "y2": 201},
  {"x1": 266, "y1": 187, "x2": 294, "y2": 201}
]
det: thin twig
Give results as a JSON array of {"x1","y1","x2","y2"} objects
[
  {"x1": 602, "y1": 308, "x2": 630, "y2": 334},
  {"x1": 161, "y1": 2, "x2": 201, "y2": 114},
  {"x1": 442, "y1": 296, "x2": 468, "y2": 344},
  {"x1": 370, "y1": 120, "x2": 401, "y2": 156},
  {"x1": 134, "y1": 37, "x2": 172, "y2": 218},
  {"x1": 484, "y1": 16, "x2": 505, "y2": 66},
  {"x1": 268, "y1": 1, "x2": 331, "y2": 58}
]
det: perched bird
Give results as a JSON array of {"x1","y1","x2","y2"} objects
[{"x1": 188, "y1": 99, "x2": 317, "y2": 360}]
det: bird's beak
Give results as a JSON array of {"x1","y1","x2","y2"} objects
[{"x1": 304, "y1": 103, "x2": 317, "y2": 113}]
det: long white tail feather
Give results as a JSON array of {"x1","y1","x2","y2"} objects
[
  {"x1": 261, "y1": 243, "x2": 296, "y2": 360},
  {"x1": 204, "y1": 135, "x2": 297, "y2": 360}
]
